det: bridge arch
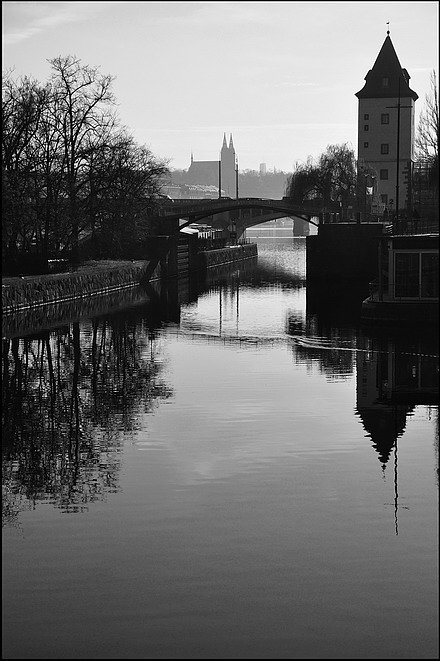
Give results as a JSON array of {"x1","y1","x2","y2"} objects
[{"x1": 159, "y1": 197, "x2": 321, "y2": 229}]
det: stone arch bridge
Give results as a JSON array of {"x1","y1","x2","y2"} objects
[{"x1": 156, "y1": 197, "x2": 332, "y2": 238}]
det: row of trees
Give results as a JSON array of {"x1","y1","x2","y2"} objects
[
  {"x1": 2, "y1": 56, "x2": 170, "y2": 273},
  {"x1": 286, "y1": 70, "x2": 438, "y2": 214}
]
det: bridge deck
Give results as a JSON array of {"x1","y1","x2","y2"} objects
[{"x1": 159, "y1": 197, "x2": 324, "y2": 225}]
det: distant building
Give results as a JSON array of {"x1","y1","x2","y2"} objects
[
  {"x1": 186, "y1": 134, "x2": 237, "y2": 198},
  {"x1": 356, "y1": 31, "x2": 418, "y2": 216},
  {"x1": 161, "y1": 183, "x2": 222, "y2": 199},
  {"x1": 259, "y1": 163, "x2": 267, "y2": 175}
]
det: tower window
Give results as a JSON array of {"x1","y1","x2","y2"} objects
[
  {"x1": 364, "y1": 113, "x2": 369, "y2": 120},
  {"x1": 380, "y1": 169, "x2": 389, "y2": 180},
  {"x1": 382, "y1": 77, "x2": 389, "y2": 88},
  {"x1": 381, "y1": 113, "x2": 390, "y2": 124},
  {"x1": 364, "y1": 142, "x2": 369, "y2": 148},
  {"x1": 364, "y1": 125, "x2": 369, "y2": 131},
  {"x1": 381, "y1": 144, "x2": 390, "y2": 154}
]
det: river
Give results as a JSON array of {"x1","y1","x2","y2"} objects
[{"x1": 2, "y1": 232, "x2": 438, "y2": 660}]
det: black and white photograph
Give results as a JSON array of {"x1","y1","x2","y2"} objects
[{"x1": 2, "y1": 2, "x2": 438, "y2": 659}]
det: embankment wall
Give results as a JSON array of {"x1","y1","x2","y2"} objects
[
  {"x1": 199, "y1": 243, "x2": 258, "y2": 269},
  {"x1": 2, "y1": 260, "x2": 159, "y2": 315}
]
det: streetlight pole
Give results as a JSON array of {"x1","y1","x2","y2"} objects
[
  {"x1": 235, "y1": 158, "x2": 239, "y2": 199},
  {"x1": 387, "y1": 77, "x2": 412, "y2": 222},
  {"x1": 218, "y1": 158, "x2": 222, "y2": 199}
]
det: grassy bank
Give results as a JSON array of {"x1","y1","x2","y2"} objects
[{"x1": 2, "y1": 260, "x2": 160, "y2": 315}]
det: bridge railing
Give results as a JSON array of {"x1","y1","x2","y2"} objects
[
  {"x1": 385, "y1": 219, "x2": 439, "y2": 236},
  {"x1": 197, "y1": 236, "x2": 228, "y2": 251}
]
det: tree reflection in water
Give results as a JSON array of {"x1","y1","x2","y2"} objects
[{"x1": 2, "y1": 315, "x2": 172, "y2": 524}]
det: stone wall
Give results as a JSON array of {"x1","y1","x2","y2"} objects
[
  {"x1": 2, "y1": 260, "x2": 160, "y2": 315},
  {"x1": 198, "y1": 243, "x2": 258, "y2": 270},
  {"x1": 2, "y1": 282, "x2": 161, "y2": 340},
  {"x1": 2, "y1": 244, "x2": 258, "y2": 321}
]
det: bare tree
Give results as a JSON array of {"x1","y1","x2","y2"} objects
[
  {"x1": 415, "y1": 70, "x2": 439, "y2": 164},
  {"x1": 90, "y1": 132, "x2": 169, "y2": 256},
  {"x1": 48, "y1": 55, "x2": 117, "y2": 260},
  {"x1": 414, "y1": 70, "x2": 439, "y2": 214},
  {"x1": 286, "y1": 144, "x2": 357, "y2": 208},
  {"x1": 319, "y1": 144, "x2": 357, "y2": 207},
  {"x1": 3, "y1": 57, "x2": 171, "y2": 271},
  {"x1": 2, "y1": 72, "x2": 44, "y2": 171},
  {"x1": 2, "y1": 72, "x2": 48, "y2": 264}
]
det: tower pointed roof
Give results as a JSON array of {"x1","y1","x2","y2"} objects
[
  {"x1": 229, "y1": 134, "x2": 234, "y2": 150},
  {"x1": 356, "y1": 34, "x2": 418, "y2": 100},
  {"x1": 222, "y1": 133, "x2": 228, "y2": 148}
]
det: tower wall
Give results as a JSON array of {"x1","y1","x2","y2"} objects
[
  {"x1": 356, "y1": 34, "x2": 418, "y2": 216},
  {"x1": 357, "y1": 96, "x2": 416, "y2": 210},
  {"x1": 221, "y1": 139, "x2": 237, "y2": 198}
]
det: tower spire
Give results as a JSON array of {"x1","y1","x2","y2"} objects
[
  {"x1": 222, "y1": 133, "x2": 227, "y2": 149},
  {"x1": 355, "y1": 33, "x2": 418, "y2": 101},
  {"x1": 229, "y1": 134, "x2": 234, "y2": 150}
]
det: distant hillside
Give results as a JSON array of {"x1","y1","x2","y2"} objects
[
  {"x1": 170, "y1": 168, "x2": 291, "y2": 199},
  {"x1": 238, "y1": 170, "x2": 290, "y2": 199}
]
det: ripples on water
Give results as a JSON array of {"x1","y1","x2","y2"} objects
[{"x1": 2, "y1": 235, "x2": 438, "y2": 659}]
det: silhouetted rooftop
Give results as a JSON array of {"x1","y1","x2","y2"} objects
[{"x1": 356, "y1": 34, "x2": 418, "y2": 101}]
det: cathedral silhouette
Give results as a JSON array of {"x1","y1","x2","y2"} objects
[{"x1": 186, "y1": 133, "x2": 237, "y2": 197}]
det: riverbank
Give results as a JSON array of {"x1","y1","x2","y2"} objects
[
  {"x1": 2, "y1": 244, "x2": 258, "y2": 318},
  {"x1": 198, "y1": 243, "x2": 258, "y2": 270},
  {"x1": 2, "y1": 259, "x2": 160, "y2": 315}
]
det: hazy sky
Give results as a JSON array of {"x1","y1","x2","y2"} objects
[{"x1": 2, "y1": 1, "x2": 438, "y2": 172}]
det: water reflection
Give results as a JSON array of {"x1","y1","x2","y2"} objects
[
  {"x1": 2, "y1": 305, "x2": 173, "y2": 525},
  {"x1": 355, "y1": 328, "x2": 439, "y2": 463},
  {"x1": 288, "y1": 317, "x2": 439, "y2": 453},
  {"x1": 297, "y1": 278, "x2": 438, "y2": 458},
  {"x1": 292, "y1": 288, "x2": 439, "y2": 538},
  {"x1": 3, "y1": 239, "x2": 438, "y2": 660},
  {"x1": 2, "y1": 241, "x2": 438, "y2": 526}
]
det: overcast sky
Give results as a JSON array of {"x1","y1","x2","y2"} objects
[{"x1": 2, "y1": 1, "x2": 438, "y2": 172}]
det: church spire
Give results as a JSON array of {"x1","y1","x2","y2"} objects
[
  {"x1": 229, "y1": 134, "x2": 234, "y2": 150},
  {"x1": 355, "y1": 33, "x2": 418, "y2": 101},
  {"x1": 222, "y1": 133, "x2": 227, "y2": 149}
]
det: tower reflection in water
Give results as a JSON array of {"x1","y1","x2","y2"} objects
[
  {"x1": 289, "y1": 304, "x2": 438, "y2": 536},
  {"x1": 355, "y1": 329, "x2": 439, "y2": 535},
  {"x1": 356, "y1": 330, "x2": 438, "y2": 466},
  {"x1": 303, "y1": 280, "x2": 438, "y2": 469}
]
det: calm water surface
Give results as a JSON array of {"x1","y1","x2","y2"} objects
[{"x1": 2, "y1": 236, "x2": 438, "y2": 659}]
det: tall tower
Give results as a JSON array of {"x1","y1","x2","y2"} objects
[
  {"x1": 356, "y1": 31, "x2": 418, "y2": 216},
  {"x1": 220, "y1": 133, "x2": 237, "y2": 198}
]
